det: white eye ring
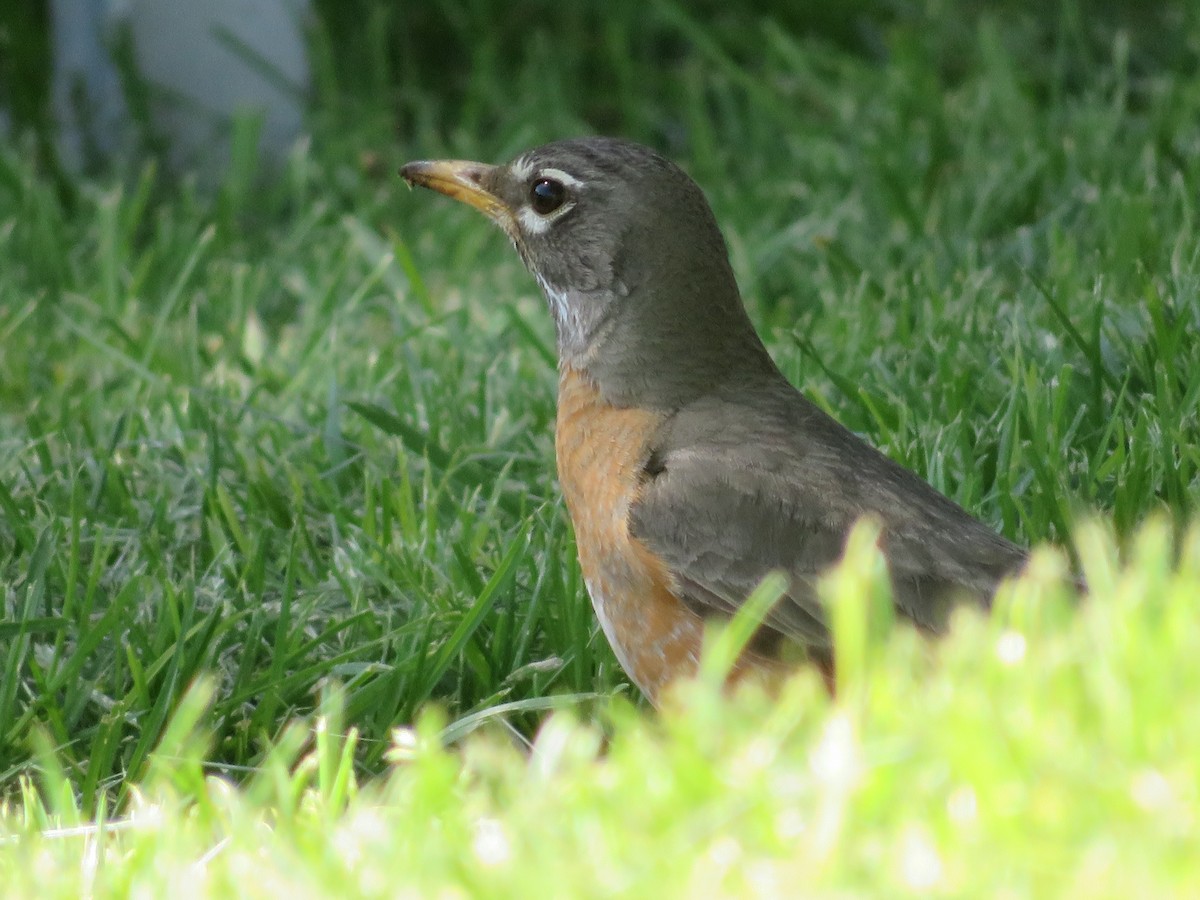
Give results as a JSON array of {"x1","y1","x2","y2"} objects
[
  {"x1": 517, "y1": 168, "x2": 582, "y2": 233},
  {"x1": 538, "y1": 167, "x2": 584, "y2": 188},
  {"x1": 519, "y1": 205, "x2": 562, "y2": 234}
]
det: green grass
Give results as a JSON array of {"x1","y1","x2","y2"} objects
[
  {"x1": 2, "y1": 522, "x2": 1198, "y2": 896},
  {"x1": 2, "y1": 0, "x2": 1199, "y2": 892}
]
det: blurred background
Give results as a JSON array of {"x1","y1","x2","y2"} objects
[{"x1": 3, "y1": 0, "x2": 1197, "y2": 182}]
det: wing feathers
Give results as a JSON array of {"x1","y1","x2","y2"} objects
[{"x1": 627, "y1": 382, "x2": 1027, "y2": 650}]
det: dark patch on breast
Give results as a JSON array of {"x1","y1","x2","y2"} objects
[{"x1": 641, "y1": 447, "x2": 667, "y2": 481}]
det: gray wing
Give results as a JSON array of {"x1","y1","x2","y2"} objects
[{"x1": 628, "y1": 383, "x2": 1028, "y2": 652}]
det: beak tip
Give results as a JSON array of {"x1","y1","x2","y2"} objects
[{"x1": 398, "y1": 162, "x2": 420, "y2": 187}]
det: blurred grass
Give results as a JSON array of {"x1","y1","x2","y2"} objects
[
  {"x1": 0, "y1": 0, "x2": 1198, "y2": 838},
  {"x1": 1, "y1": 520, "x2": 1198, "y2": 896}
]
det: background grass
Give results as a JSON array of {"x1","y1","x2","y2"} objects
[{"x1": 1, "y1": 0, "x2": 1199, "y2": 890}]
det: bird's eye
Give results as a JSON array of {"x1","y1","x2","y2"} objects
[{"x1": 530, "y1": 178, "x2": 567, "y2": 215}]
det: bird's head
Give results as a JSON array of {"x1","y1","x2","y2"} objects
[{"x1": 401, "y1": 138, "x2": 772, "y2": 407}]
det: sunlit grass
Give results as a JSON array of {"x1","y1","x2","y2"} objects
[{"x1": 2, "y1": 521, "x2": 1197, "y2": 895}]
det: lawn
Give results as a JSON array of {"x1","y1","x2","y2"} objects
[{"x1": 1, "y1": 1, "x2": 1198, "y2": 894}]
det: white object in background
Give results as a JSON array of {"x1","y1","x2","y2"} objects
[
  {"x1": 51, "y1": 0, "x2": 129, "y2": 167},
  {"x1": 51, "y1": 0, "x2": 310, "y2": 175}
]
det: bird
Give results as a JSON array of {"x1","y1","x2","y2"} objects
[{"x1": 400, "y1": 137, "x2": 1029, "y2": 703}]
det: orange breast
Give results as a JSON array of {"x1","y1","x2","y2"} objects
[{"x1": 554, "y1": 367, "x2": 707, "y2": 702}]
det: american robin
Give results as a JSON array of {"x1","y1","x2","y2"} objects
[{"x1": 400, "y1": 137, "x2": 1028, "y2": 702}]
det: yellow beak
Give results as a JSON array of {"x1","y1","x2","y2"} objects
[{"x1": 399, "y1": 159, "x2": 514, "y2": 234}]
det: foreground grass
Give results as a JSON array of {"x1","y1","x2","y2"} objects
[
  {"x1": 2, "y1": 520, "x2": 1197, "y2": 896},
  {"x1": 1, "y1": 1, "x2": 1199, "y2": 879}
]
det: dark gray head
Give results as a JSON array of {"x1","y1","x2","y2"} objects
[{"x1": 401, "y1": 138, "x2": 774, "y2": 408}]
